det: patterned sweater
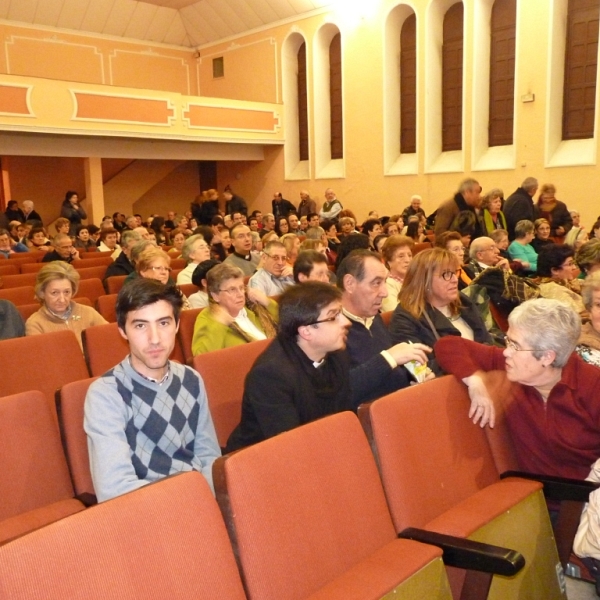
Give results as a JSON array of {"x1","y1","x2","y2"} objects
[{"x1": 84, "y1": 357, "x2": 220, "y2": 502}]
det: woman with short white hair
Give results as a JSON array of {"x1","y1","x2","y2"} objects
[{"x1": 177, "y1": 234, "x2": 211, "y2": 285}]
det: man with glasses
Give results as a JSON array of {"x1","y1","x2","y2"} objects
[
  {"x1": 248, "y1": 240, "x2": 294, "y2": 296},
  {"x1": 338, "y1": 250, "x2": 432, "y2": 400},
  {"x1": 226, "y1": 282, "x2": 404, "y2": 452},
  {"x1": 224, "y1": 223, "x2": 260, "y2": 276},
  {"x1": 42, "y1": 233, "x2": 80, "y2": 263},
  {"x1": 466, "y1": 236, "x2": 511, "y2": 276}
]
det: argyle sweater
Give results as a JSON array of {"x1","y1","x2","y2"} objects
[{"x1": 84, "y1": 358, "x2": 220, "y2": 502}]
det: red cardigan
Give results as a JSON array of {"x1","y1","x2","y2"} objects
[{"x1": 435, "y1": 337, "x2": 600, "y2": 480}]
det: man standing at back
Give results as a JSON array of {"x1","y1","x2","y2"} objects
[
  {"x1": 503, "y1": 177, "x2": 538, "y2": 240},
  {"x1": 272, "y1": 192, "x2": 296, "y2": 219},
  {"x1": 434, "y1": 178, "x2": 483, "y2": 239},
  {"x1": 84, "y1": 279, "x2": 220, "y2": 502}
]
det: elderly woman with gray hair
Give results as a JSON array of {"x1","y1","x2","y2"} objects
[
  {"x1": 434, "y1": 298, "x2": 600, "y2": 483},
  {"x1": 508, "y1": 219, "x2": 538, "y2": 274},
  {"x1": 176, "y1": 234, "x2": 211, "y2": 285},
  {"x1": 480, "y1": 188, "x2": 507, "y2": 235},
  {"x1": 575, "y1": 273, "x2": 600, "y2": 367}
]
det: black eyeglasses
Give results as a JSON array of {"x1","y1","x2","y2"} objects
[
  {"x1": 439, "y1": 269, "x2": 461, "y2": 281},
  {"x1": 306, "y1": 310, "x2": 345, "y2": 326}
]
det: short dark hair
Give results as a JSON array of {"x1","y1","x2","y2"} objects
[
  {"x1": 116, "y1": 279, "x2": 184, "y2": 330},
  {"x1": 75, "y1": 224, "x2": 89, "y2": 236},
  {"x1": 537, "y1": 243, "x2": 573, "y2": 277},
  {"x1": 293, "y1": 250, "x2": 328, "y2": 283},
  {"x1": 362, "y1": 218, "x2": 381, "y2": 234},
  {"x1": 278, "y1": 282, "x2": 341, "y2": 340},
  {"x1": 307, "y1": 212, "x2": 319, "y2": 222},
  {"x1": 336, "y1": 249, "x2": 380, "y2": 290},
  {"x1": 191, "y1": 259, "x2": 221, "y2": 288},
  {"x1": 334, "y1": 233, "x2": 370, "y2": 270}
]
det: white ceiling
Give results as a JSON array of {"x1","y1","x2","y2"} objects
[{"x1": 0, "y1": 0, "x2": 335, "y2": 48}]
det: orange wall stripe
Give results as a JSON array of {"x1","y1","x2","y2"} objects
[
  {"x1": 184, "y1": 105, "x2": 278, "y2": 132},
  {"x1": 73, "y1": 93, "x2": 174, "y2": 125},
  {"x1": 0, "y1": 85, "x2": 31, "y2": 116}
]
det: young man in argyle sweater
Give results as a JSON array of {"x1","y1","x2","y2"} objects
[{"x1": 84, "y1": 279, "x2": 220, "y2": 502}]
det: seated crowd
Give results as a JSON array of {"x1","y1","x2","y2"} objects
[{"x1": 4, "y1": 179, "x2": 600, "y2": 587}]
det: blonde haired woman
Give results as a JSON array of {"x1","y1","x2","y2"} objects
[{"x1": 26, "y1": 261, "x2": 107, "y2": 349}]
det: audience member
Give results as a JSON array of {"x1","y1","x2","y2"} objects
[
  {"x1": 74, "y1": 225, "x2": 96, "y2": 251},
  {"x1": 84, "y1": 279, "x2": 220, "y2": 502},
  {"x1": 576, "y1": 273, "x2": 600, "y2": 367},
  {"x1": 503, "y1": 177, "x2": 538, "y2": 240},
  {"x1": 338, "y1": 250, "x2": 431, "y2": 399},
  {"x1": 104, "y1": 230, "x2": 142, "y2": 279},
  {"x1": 508, "y1": 220, "x2": 538, "y2": 274},
  {"x1": 248, "y1": 240, "x2": 294, "y2": 295},
  {"x1": 5, "y1": 200, "x2": 25, "y2": 223},
  {"x1": 280, "y1": 233, "x2": 301, "y2": 266},
  {"x1": 480, "y1": 188, "x2": 507, "y2": 235},
  {"x1": 287, "y1": 212, "x2": 301, "y2": 235},
  {"x1": 362, "y1": 218, "x2": 383, "y2": 250},
  {"x1": 97, "y1": 228, "x2": 120, "y2": 257},
  {"x1": 224, "y1": 223, "x2": 261, "y2": 276},
  {"x1": 224, "y1": 187, "x2": 247, "y2": 216},
  {"x1": 0, "y1": 299, "x2": 25, "y2": 340},
  {"x1": 466, "y1": 236, "x2": 511, "y2": 276},
  {"x1": 272, "y1": 192, "x2": 296, "y2": 218},
  {"x1": 389, "y1": 248, "x2": 492, "y2": 374},
  {"x1": 293, "y1": 250, "x2": 330, "y2": 283},
  {"x1": 491, "y1": 229, "x2": 511, "y2": 259},
  {"x1": 435, "y1": 231, "x2": 472, "y2": 289},
  {"x1": 535, "y1": 183, "x2": 573, "y2": 237},
  {"x1": 26, "y1": 261, "x2": 107, "y2": 349},
  {"x1": 530, "y1": 218, "x2": 553, "y2": 254},
  {"x1": 0, "y1": 228, "x2": 27, "y2": 256},
  {"x1": 319, "y1": 188, "x2": 343, "y2": 221},
  {"x1": 381, "y1": 235, "x2": 413, "y2": 312},
  {"x1": 189, "y1": 259, "x2": 220, "y2": 309},
  {"x1": 192, "y1": 263, "x2": 277, "y2": 355},
  {"x1": 275, "y1": 216, "x2": 289, "y2": 237},
  {"x1": 297, "y1": 190, "x2": 317, "y2": 217},
  {"x1": 54, "y1": 217, "x2": 71, "y2": 235},
  {"x1": 177, "y1": 235, "x2": 211, "y2": 285},
  {"x1": 565, "y1": 226, "x2": 589, "y2": 251},
  {"x1": 259, "y1": 213, "x2": 276, "y2": 238},
  {"x1": 42, "y1": 233, "x2": 80, "y2": 263},
  {"x1": 339, "y1": 216, "x2": 356, "y2": 236},
  {"x1": 22, "y1": 200, "x2": 43, "y2": 223},
  {"x1": 168, "y1": 229, "x2": 186, "y2": 257},
  {"x1": 577, "y1": 239, "x2": 600, "y2": 277},
  {"x1": 434, "y1": 178, "x2": 483, "y2": 239},
  {"x1": 60, "y1": 191, "x2": 87, "y2": 236},
  {"x1": 401, "y1": 195, "x2": 426, "y2": 223}
]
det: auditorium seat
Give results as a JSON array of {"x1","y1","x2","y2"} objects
[
  {"x1": 177, "y1": 307, "x2": 203, "y2": 364},
  {"x1": 214, "y1": 412, "x2": 455, "y2": 600},
  {"x1": 0, "y1": 472, "x2": 247, "y2": 599},
  {"x1": 82, "y1": 322, "x2": 185, "y2": 377},
  {"x1": 412, "y1": 241, "x2": 433, "y2": 255},
  {"x1": 193, "y1": 339, "x2": 270, "y2": 447},
  {"x1": 380, "y1": 310, "x2": 393, "y2": 327},
  {"x1": 0, "y1": 330, "x2": 89, "y2": 406},
  {"x1": 7, "y1": 253, "x2": 42, "y2": 263},
  {"x1": 96, "y1": 293, "x2": 117, "y2": 322},
  {"x1": 171, "y1": 268, "x2": 182, "y2": 281},
  {"x1": 71, "y1": 257, "x2": 113, "y2": 269},
  {"x1": 79, "y1": 250, "x2": 113, "y2": 258},
  {"x1": 178, "y1": 283, "x2": 200, "y2": 297},
  {"x1": 0, "y1": 263, "x2": 19, "y2": 276},
  {"x1": 0, "y1": 390, "x2": 86, "y2": 544},
  {"x1": 56, "y1": 377, "x2": 98, "y2": 504},
  {"x1": 0, "y1": 272, "x2": 37, "y2": 288},
  {"x1": 170, "y1": 258, "x2": 186, "y2": 270},
  {"x1": 106, "y1": 275, "x2": 127, "y2": 294},
  {"x1": 0, "y1": 285, "x2": 36, "y2": 305},
  {"x1": 359, "y1": 375, "x2": 563, "y2": 600},
  {"x1": 17, "y1": 298, "x2": 92, "y2": 322},
  {"x1": 19, "y1": 262, "x2": 46, "y2": 273},
  {"x1": 75, "y1": 278, "x2": 105, "y2": 305},
  {"x1": 76, "y1": 265, "x2": 110, "y2": 281}
]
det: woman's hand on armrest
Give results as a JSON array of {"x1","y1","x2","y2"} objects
[{"x1": 463, "y1": 371, "x2": 496, "y2": 428}]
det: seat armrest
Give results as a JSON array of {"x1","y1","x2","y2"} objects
[
  {"x1": 398, "y1": 527, "x2": 525, "y2": 576},
  {"x1": 501, "y1": 470, "x2": 599, "y2": 502},
  {"x1": 75, "y1": 492, "x2": 97, "y2": 507}
]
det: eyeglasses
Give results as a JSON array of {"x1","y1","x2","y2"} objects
[
  {"x1": 439, "y1": 269, "x2": 461, "y2": 281},
  {"x1": 504, "y1": 336, "x2": 538, "y2": 352},
  {"x1": 219, "y1": 285, "x2": 246, "y2": 296},
  {"x1": 264, "y1": 253, "x2": 288, "y2": 262},
  {"x1": 149, "y1": 266, "x2": 172, "y2": 273},
  {"x1": 306, "y1": 309, "x2": 345, "y2": 326}
]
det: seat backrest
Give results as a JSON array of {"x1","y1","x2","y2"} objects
[
  {"x1": 0, "y1": 264, "x2": 19, "y2": 276},
  {"x1": 359, "y1": 375, "x2": 500, "y2": 532},
  {"x1": 83, "y1": 322, "x2": 184, "y2": 377},
  {"x1": 0, "y1": 330, "x2": 89, "y2": 404},
  {"x1": 76, "y1": 265, "x2": 109, "y2": 280},
  {"x1": 0, "y1": 285, "x2": 36, "y2": 305},
  {"x1": 106, "y1": 275, "x2": 127, "y2": 294},
  {"x1": 75, "y1": 278, "x2": 105, "y2": 305},
  {"x1": 19, "y1": 262, "x2": 46, "y2": 273},
  {"x1": 170, "y1": 258, "x2": 186, "y2": 270},
  {"x1": 177, "y1": 307, "x2": 203, "y2": 364},
  {"x1": 7, "y1": 253, "x2": 41, "y2": 263},
  {"x1": 0, "y1": 390, "x2": 75, "y2": 520},
  {"x1": 193, "y1": 339, "x2": 271, "y2": 447},
  {"x1": 380, "y1": 310, "x2": 393, "y2": 327},
  {"x1": 0, "y1": 472, "x2": 247, "y2": 600},
  {"x1": 56, "y1": 377, "x2": 98, "y2": 499},
  {"x1": 71, "y1": 257, "x2": 113, "y2": 269},
  {"x1": 178, "y1": 283, "x2": 200, "y2": 297},
  {"x1": 0, "y1": 272, "x2": 37, "y2": 288},
  {"x1": 79, "y1": 251, "x2": 113, "y2": 258},
  {"x1": 96, "y1": 293, "x2": 117, "y2": 322},
  {"x1": 214, "y1": 412, "x2": 396, "y2": 600}
]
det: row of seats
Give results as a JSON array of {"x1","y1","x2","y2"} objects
[{"x1": 0, "y1": 374, "x2": 565, "y2": 599}]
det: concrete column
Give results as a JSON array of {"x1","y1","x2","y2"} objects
[{"x1": 84, "y1": 157, "x2": 105, "y2": 225}]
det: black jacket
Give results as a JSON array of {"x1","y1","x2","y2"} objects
[
  {"x1": 104, "y1": 252, "x2": 134, "y2": 281},
  {"x1": 503, "y1": 188, "x2": 535, "y2": 240}
]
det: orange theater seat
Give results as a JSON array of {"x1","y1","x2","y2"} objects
[
  {"x1": 0, "y1": 272, "x2": 37, "y2": 288},
  {"x1": 214, "y1": 412, "x2": 454, "y2": 600},
  {"x1": 82, "y1": 322, "x2": 184, "y2": 377},
  {"x1": 0, "y1": 285, "x2": 36, "y2": 306},
  {"x1": 0, "y1": 330, "x2": 89, "y2": 405},
  {"x1": 0, "y1": 472, "x2": 247, "y2": 600},
  {"x1": 359, "y1": 375, "x2": 564, "y2": 600},
  {"x1": 0, "y1": 264, "x2": 19, "y2": 276},
  {"x1": 193, "y1": 338, "x2": 270, "y2": 447},
  {"x1": 75, "y1": 278, "x2": 105, "y2": 305},
  {"x1": 0, "y1": 391, "x2": 86, "y2": 544},
  {"x1": 177, "y1": 307, "x2": 203, "y2": 364},
  {"x1": 76, "y1": 265, "x2": 109, "y2": 281},
  {"x1": 96, "y1": 293, "x2": 117, "y2": 322},
  {"x1": 71, "y1": 257, "x2": 113, "y2": 269},
  {"x1": 19, "y1": 262, "x2": 46, "y2": 274},
  {"x1": 106, "y1": 275, "x2": 127, "y2": 294},
  {"x1": 56, "y1": 377, "x2": 98, "y2": 503}
]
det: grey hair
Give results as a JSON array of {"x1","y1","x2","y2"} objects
[
  {"x1": 508, "y1": 298, "x2": 580, "y2": 367},
  {"x1": 306, "y1": 226, "x2": 325, "y2": 240},
  {"x1": 514, "y1": 219, "x2": 534, "y2": 238},
  {"x1": 480, "y1": 188, "x2": 504, "y2": 211},
  {"x1": 521, "y1": 177, "x2": 539, "y2": 192},
  {"x1": 458, "y1": 178, "x2": 480, "y2": 194},
  {"x1": 181, "y1": 234, "x2": 205, "y2": 263},
  {"x1": 121, "y1": 230, "x2": 142, "y2": 247},
  {"x1": 581, "y1": 272, "x2": 600, "y2": 311},
  {"x1": 469, "y1": 237, "x2": 495, "y2": 260}
]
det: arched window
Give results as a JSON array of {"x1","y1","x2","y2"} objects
[
  {"x1": 442, "y1": 3, "x2": 463, "y2": 152},
  {"x1": 400, "y1": 14, "x2": 417, "y2": 154},
  {"x1": 329, "y1": 33, "x2": 343, "y2": 160},
  {"x1": 563, "y1": 0, "x2": 599, "y2": 140},
  {"x1": 297, "y1": 43, "x2": 309, "y2": 161},
  {"x1": 489, "y1": 0, "x2": 516, "y2": 147}
]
